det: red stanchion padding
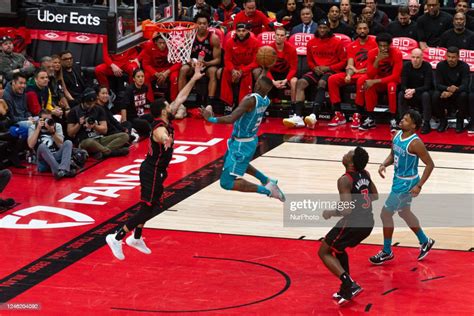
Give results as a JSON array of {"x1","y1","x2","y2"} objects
[
  {"x1": 423, "y1": 47, "x2": 447, "y2": 69},
  {"x1": 334, "y1": 33, "x2": 352, "y2": 48},
  {"x1": 288, "y1": 33, "x2": 314, "y2": 56},
  {"x1": 391, "y1": 37, "x2": 419, "y2": 60},
  {"x1": 459, "y1": 49, "x2": 474, "y2": 72},
  {"x1": 257, "y1": 31, "x2": 276, "y2": 45}
]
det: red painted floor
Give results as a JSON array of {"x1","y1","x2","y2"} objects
[
  {"x1": 1, "y1": 116, "x2": 473, "y2": 314},
  {"x1": 10, "y1": 229, "x2": 474, "y2": 315}
]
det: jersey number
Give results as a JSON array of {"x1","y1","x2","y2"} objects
[
  {"x1": 361, "y1": 188, "x2": 370, "y2": 209},
  {"x1": 252, "y1": 116, "x2": 263, "y2": 132},
  {"x1": 394, "y1": 155, "x2": 399, "y2": 169}
]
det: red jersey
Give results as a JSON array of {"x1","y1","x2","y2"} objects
[
  {"x1": 141, "y1": 43, "x2": 181, "y2": 74},
  {"x1": 366, "y1": 47, "x2": 403, "y2": 84},
  {"x1": 102, "y1": 40, "x2": 139, "y2": 67},
  {"x1": 306, "y1": 35, "x2": 346, "y2": 72},
  {"x1": 224, "y1": 35, "x2": 260, "y2": 73},
  {"x1": 346, "y1": 37, "x2": 378, "y2": 71},
  {"x1": 269, "y1": 41, "x2": 298, "y2": 81},
  {"x1": 233, "y1": 10, "x2": 271, "y2": 35}
]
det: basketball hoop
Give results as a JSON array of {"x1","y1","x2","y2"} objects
[{"x1": 155, "y1": 21, "x2": 198, "y2": 64}]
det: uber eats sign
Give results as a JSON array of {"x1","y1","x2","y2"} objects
[{"x1": 26, "y1": 5, "x2": 108, "y2": 34}]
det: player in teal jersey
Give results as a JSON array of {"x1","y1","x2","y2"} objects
[
  {"x1": 201, "y1": 75, "x2": 285, "y2": 202},
  {"x1": 370, "y1": 110, "x2": 435, "y2": 265}
]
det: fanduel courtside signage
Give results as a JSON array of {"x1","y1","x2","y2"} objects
[{"x1": 26, "y1": 5, "x2": 108, "y2": 34}]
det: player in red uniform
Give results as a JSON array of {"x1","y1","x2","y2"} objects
[
  {"x1": 356, "y1": 33, "x2": 403, "y2": 131},
  {"x1": 233, "y1": 0, "x2": 273, "y2": 35},
  {"x1": 220, "y1": 22, "x2": 260, "y2": 113},
  {"x1": 327, "y1": 21, "x2": 377, "y2": 128},
  {"x1": 178, "y1": 13, "x2": 222, "y2": 109},
  {"x1": 283, "y1": 19, "x2": 346, "y2": 129},
  {"x1": 94, "y1": 41, "x2": 140, "y2": 89},
  {"x1": 140, "y1": 35, "x2": 182, "y2": 104}
]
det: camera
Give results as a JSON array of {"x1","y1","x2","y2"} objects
[
  {"x1": 86, "y1": 117, "x2": 96, "y2": 125},
  {"x1": 45, "y1": 118, "x2": 55, "y2": 126}
]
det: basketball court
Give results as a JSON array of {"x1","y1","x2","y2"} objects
[{"x1": 1, "y1": 117, "x2": 473, "y2": 314}]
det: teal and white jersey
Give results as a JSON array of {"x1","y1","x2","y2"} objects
[
  {"x1": 231, "y1": 93, "x2": 270, "y2": 139},
  {"x1": 392, "y1": 130, "x2": 419, "y2": 178}
]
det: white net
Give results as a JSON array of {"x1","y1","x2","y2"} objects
[{"x1": 158, "y1": 23, "x2": 198, "y2": 64}]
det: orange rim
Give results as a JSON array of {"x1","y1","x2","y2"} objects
[{"x1": 155, "y1": 21, "x2": 198, "y2": 33}]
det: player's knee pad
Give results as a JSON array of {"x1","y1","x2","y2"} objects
[{"x1": 220, "y1": 172, "x2": 235, "y2": 191}]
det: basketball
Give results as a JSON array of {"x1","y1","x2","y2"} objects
[{"x1": 256, "y1": 46, "x2": 277, "y2": 68}]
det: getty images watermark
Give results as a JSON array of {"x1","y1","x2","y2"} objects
[
  {"x1": 284, "y1": 194, "x2": 473, "y2": 227},
  {"x1": 0, "y1": 303, "x2": 41, "y2": 311}
]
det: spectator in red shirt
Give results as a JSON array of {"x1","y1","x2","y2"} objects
[
  {"x1": 220, "y1": 23, "x2": 260, "y2": 113},
  {"x1": 264, "y1": 27, "x2": 298, "y2": 103},
  {"x1": 95, "y1": 43, "x2": 140, "y2": 89},
  {"x1": 140, "y1": 35, "x2": 182, "y2": 102},
  {"x1": 328, "y1": 21, "x2": 377, "y2": 128},
  {"x1": 233, "y1": 0, "x2": 273, "y2": 35},
  {"x1": 283, "y1": 19, "x2": 346, "y2": 129},
  {"x1": 356, "y1": 33, "x2": 403, "y2": 131}
]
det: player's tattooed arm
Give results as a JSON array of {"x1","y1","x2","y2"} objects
[{"x1": 154, "y1": 126, "x2": 172, "y2": 150}]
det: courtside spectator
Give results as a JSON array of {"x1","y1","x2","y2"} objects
[
  {"x1": 439, "y1": 13, "x2": 474, "y2": 50},
  {"x1": 360, "y1": 7, "x2": 386, "y2": 36},
  {"x1": 303, "y1": 0, "x2": 326, "y2": 23},
  {"x1": 340, "y1": 0, "x2": 357, "y2": 27},
  {"x1": 365, "y1": 0, "x2": 389, "y2": 27},
  {"x1": 276, "y1": 0, "x2": 301, "y2": 32},
  {"x1": 328, "y1": 21, "x2": 378, "y2": 128},
  {"x1": 187, "y1": 0, "x2": 214, "y2": 19},
  {"x1": 399, "y1": 48, "x2": 433, "y2": 134},
  {"x1": 455, "y1": 0, "x2": 474, "y2": 31},
  {"x1": 290, "y1": 7, "x2": 317, "y2": 35},
  {"x1": 417, "y1": 0, "x2": 453, "y2": 50},
  {"x1": 27, "y1": 109, "x2": 75, "y2": 180},
  {"x1": 40, "y1": 56, "x2": 69, "y2": 112},
  {"x1": 95, "y1": 86, "x2": 131, "y2": 140},
  {"x1": 26, "y1": 69, "x2": 55, "y2": 116},
  {"x1": 327, "y1": 6, "x2": 354, "y2": 38},
  {"x1": 3, "y1": 73, "x2": 32, "y2": 126},
  {"x1": 432, "y1": 46, "x2": 470, "y2": 133},
  {"x1": 0, "y1": 36, "x2": 35, "y2": 81},
  {"x1": 357, "y1": 33, "x2": 403, "y2": 131},
  {"x1": 0, "y1": 169, "x2": 14, "y2": 212},
  {"x1": 387, "y1": 6, "x2": 418, "y2": 41},
  {"x1": 67, "y1": 88, "x2": 129, "y2": 159},
  {"x1": 408, "y1": 0, "x2": 423, "y2": 21},
  {"x1": 284, "y1": 19, "x2": 346, "y2": 129},
  {"x1": 60, "y1": 51, "x2": 87, "y2": 106},
  {"x1": 0, "y1": 99, "x2": 25, "y2": 169},
  {"x1": 214, "y1": 0, "x2": 241, "y2": 32}
]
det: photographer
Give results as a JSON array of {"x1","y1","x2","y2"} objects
[
  {"x1": 67, "y1": 88, "x2": 129, "y2": 160},
  {"x1": 28, "y1": 109, "x2": 75, "y2": 180}
]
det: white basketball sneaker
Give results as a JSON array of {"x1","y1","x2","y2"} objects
[
  {"x1": 106, "y1": 234, "x2": 125, "y2": 260},
  {"x1": 126, "y1": 235, "x2": 152, "y2": 254},
  {"x1": 282, "y1": 114, "x2": 305, "y2": 128},
  {"x1": 304, "y1": 113, "x2": 317, "y2": 129},
  {"x1": 265, "y1": 179, "x2": 286, "y2": 202}
]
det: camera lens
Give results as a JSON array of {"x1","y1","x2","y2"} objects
[
  {"x1": 87, "y1": 117, "x2": 95, "y2": 125},
  {"x1": 45, "y1": 118, "x2": 55, "y2": 126}
]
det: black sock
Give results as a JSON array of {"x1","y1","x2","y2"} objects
[
  {"x1": 357, "y1": 106, "x2": 367, "y2": 116},
  {"x1": 134, "y1": 227, "x2": 143, "y2": 239},
  {"x1": 115, "y1": 227, "x2": 127, "y2": 241},
  {"x1": 339, "y1": 272, "x2": 353, "y2": 286},
  {"x1": 295, "y1": 101, "x2": 304, "y2": 117},
  {"x1": 333, "y1": 102, "x2": 341, "y2": 112}
]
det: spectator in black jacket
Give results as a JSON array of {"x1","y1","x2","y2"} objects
[
  {"x1": 0, "y1": 168, "x2": 14, "y2": 212},
  {"x1": 327, "y1": 6, "x2": 354, "y2": 38},
  {"x1": 360, "y1": 7, "x2": 385, "y2": 36},
  {"x1": 365, "y1": 0, "x2": 389, "y2": 27},
  {"x1": 303, "y1": 0, "x2": 326, "y2": 23},
  {"x1": 119, "y1": 69, "x2": 153, "y2": 139},
  {"x1": 0, "y1": 98, "x2": 26, "y2": 168},
  {"x1": 433, "y1": 46, "x2": 470, "y2": 133},
  {"x1": 276, "y1": 0, "x2": 301, "y2": 32},
  {"x1": 439, "y1": 13, "x2": 474, "y2": 50},
  {"x1": 408, "y1": 0, "x2": 423, "y2": 21},
  {"x1": 387, "y1": 6, "x2": 418, "y2": 41},
  {"x1": 60, "y1": 51, "x2": 86, "y2": 106},
  {"x1": 399, "y1": 48, "x2": 433, "y2": 134},
  {"x1": 417, "y1": 0, "x2": 453, "y2": 50},
  {"x1": 455, "y1": 0, "x2": 474, "y2": 31}
]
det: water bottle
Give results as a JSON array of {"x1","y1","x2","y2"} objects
[{"x1": 198, "y1": 50, "x2": 205, "y2": 63}]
